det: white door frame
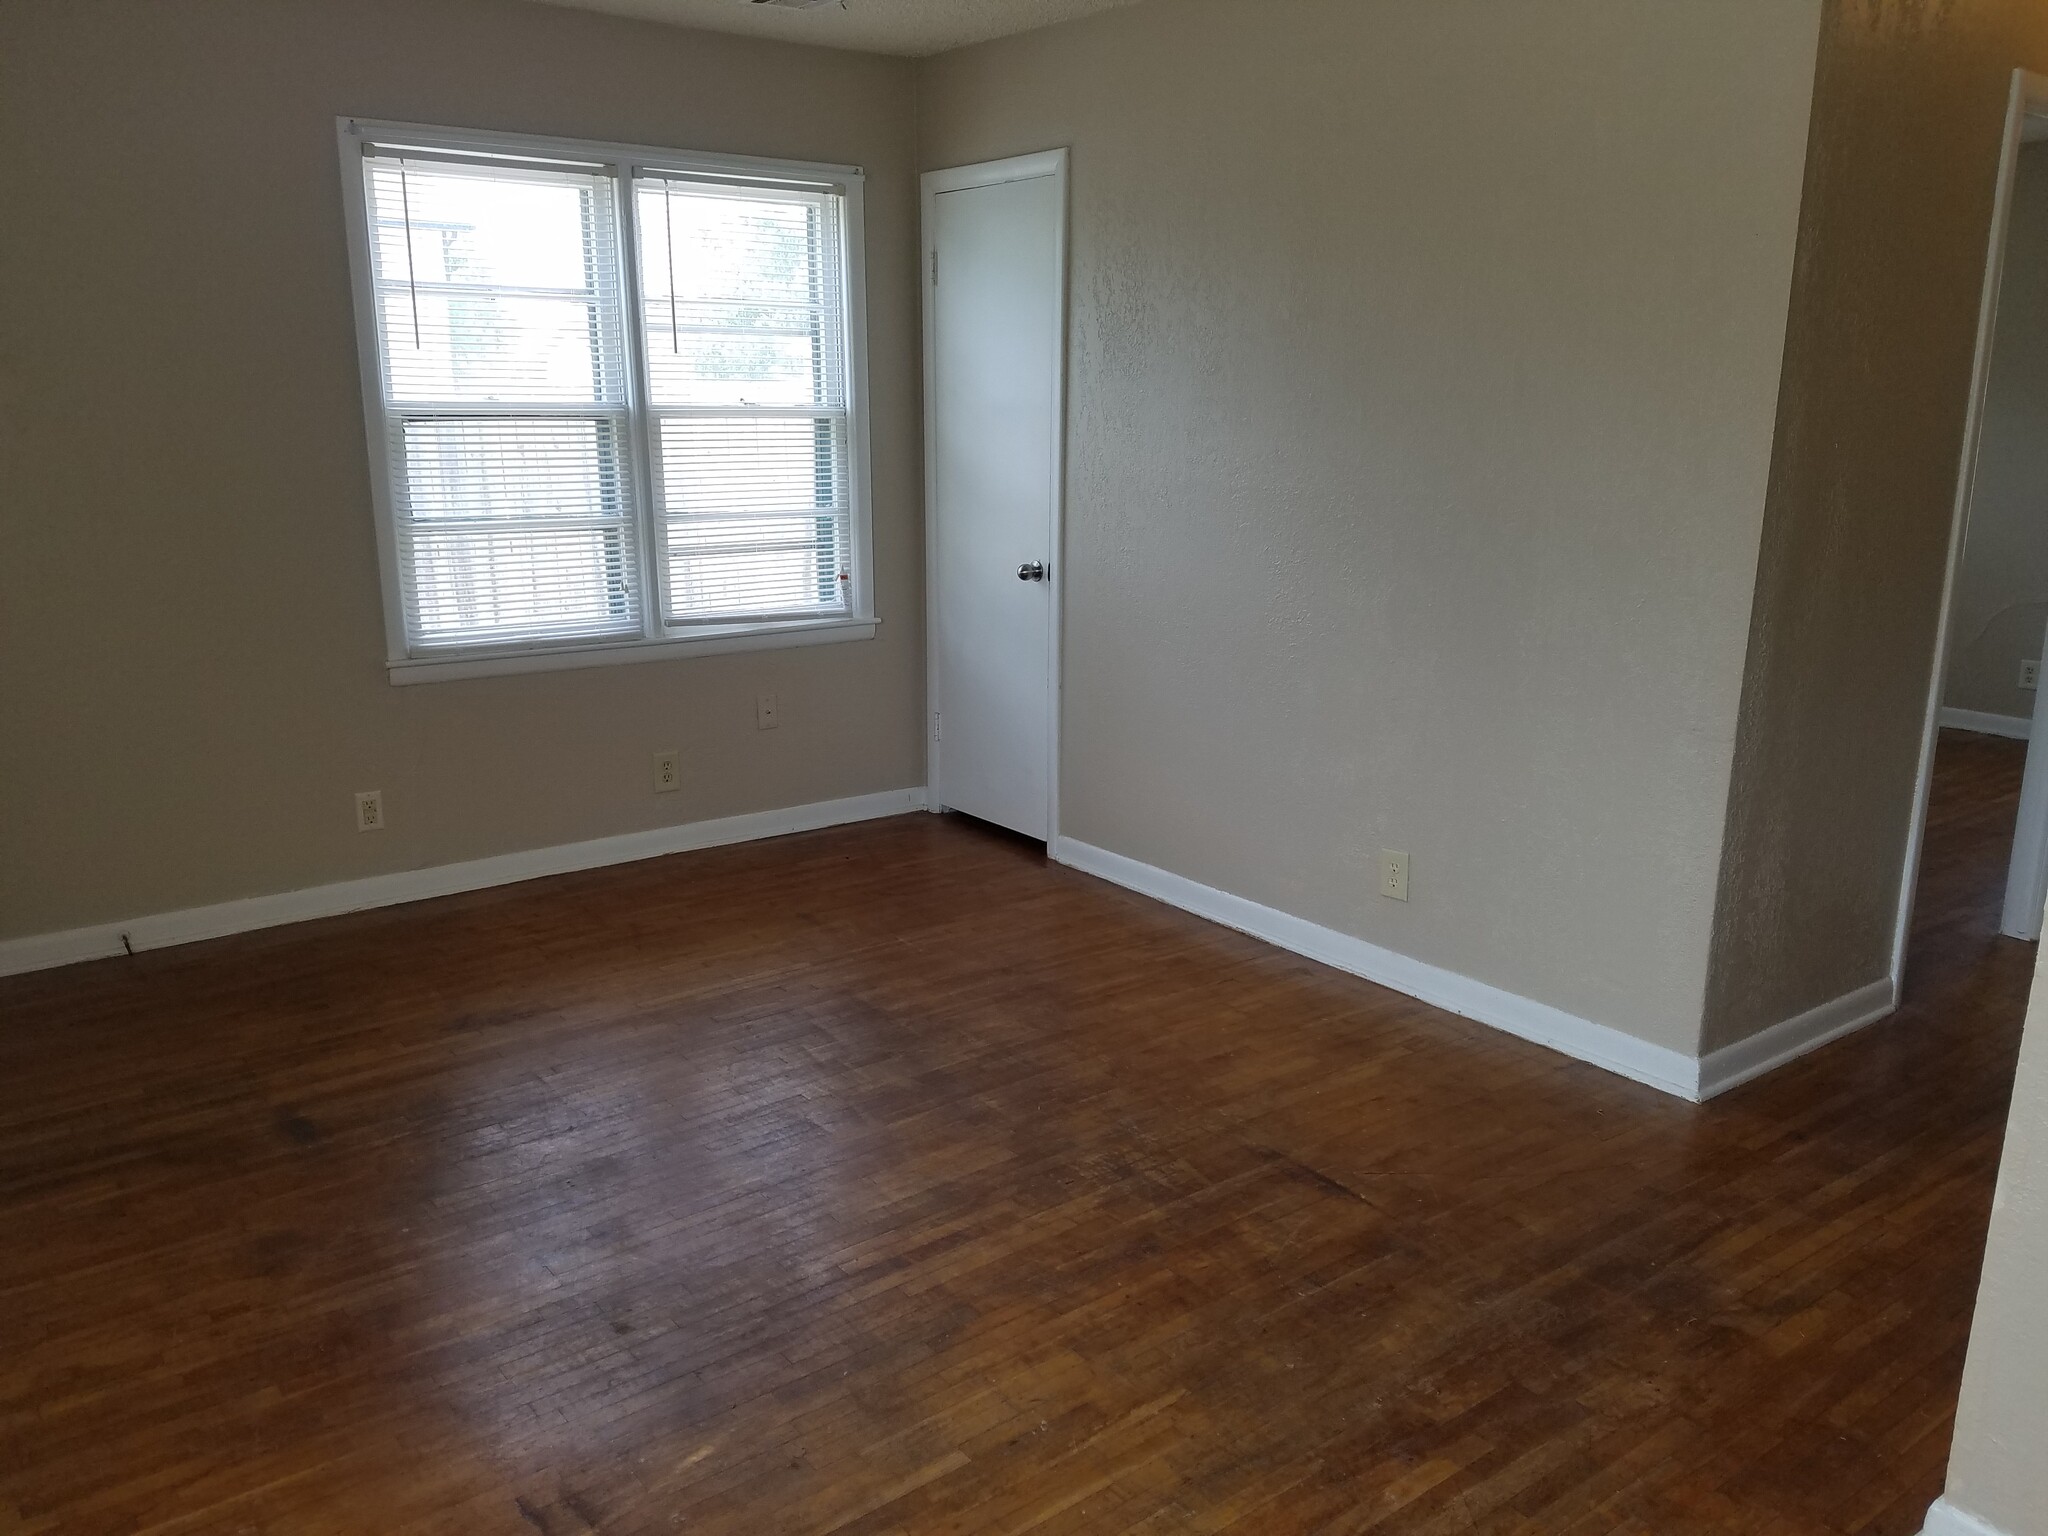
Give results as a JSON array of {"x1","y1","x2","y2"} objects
[
  {"x1": 920, "y1": 149, "x2": 1071, "y2": 839},
  {"x1": 1895, "y1": 69, "x2": 2048, "y2": 969}
]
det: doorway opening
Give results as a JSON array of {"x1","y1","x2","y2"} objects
[{"x1": 1899, "y1": 71, "x2": 2048, "y2": 975}]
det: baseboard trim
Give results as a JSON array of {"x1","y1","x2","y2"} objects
[
  {"x1": 1053, "y1": 837, "x2": 1702, "y2": 1100},
  {"x1": 0, "y1": 787, "x2": 929, "y2": 980},
  {"x1": 1940, "y1": 706, "x2": 2032, "y2": 740},
  {"x1": 1921, "y1": 1497, "x2": 2013, "y2": 1536},
  {"x1": 1694, "y1": 977, "x2": 1898, "y2": 1101}
]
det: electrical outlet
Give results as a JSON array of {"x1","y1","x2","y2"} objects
[
  {"x1": 354, "y1": 790, "x2": 385, "y2": 833},
  {"x1": 756, "y1": 693, "x2": 781, "y2": 731},
  {"x1": 654, "y1": 750, "x2": 681, "y2": 794},
  {"x1": 2023, "y1": 660, "x2": 2040, "y2": 691},
  {"x1": 1379, "y1": 849, "x2": 1410, "y2": 902}
]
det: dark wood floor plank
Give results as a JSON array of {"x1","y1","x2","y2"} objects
[{"x1": 0, "y1": 730, "x2": 2032, "y2": 1534}]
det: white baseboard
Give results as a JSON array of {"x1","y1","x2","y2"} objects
[
  {"x1": 1693, "y1": 977, "x2": 1898, "y2": 1100},
  {"x1": 1941, "y1": 706, "x2": 2032, "y2": 740},
  {"x1": 0, "y1": 787, "x2": 928, "y2": 980},
  {"x1": 1922, "y1": 1497, "x2": 2013, "y2": 1536},
  {"x1": 1053, "y1": 837, "x2": 1702, "y2": 1101}
]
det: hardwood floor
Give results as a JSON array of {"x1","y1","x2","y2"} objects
[{"x1": 0, "y1": 732, "x2": 2033, "y2": 1535}]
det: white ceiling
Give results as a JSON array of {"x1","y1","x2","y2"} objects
[{"x1": 525, "y1": 0, "x2": 1147, "y2": 56}]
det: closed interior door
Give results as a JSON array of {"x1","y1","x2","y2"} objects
[{"x1": 929, "y1": 168, "x2": 1063, "y2": 839}]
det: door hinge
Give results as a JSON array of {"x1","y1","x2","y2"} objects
[
  {"x1": 930, "y1": 249, "x2": 938, "y2": 285},
  {"x1": 932, "y1": 711, "x2": 942, "y2": 742}
]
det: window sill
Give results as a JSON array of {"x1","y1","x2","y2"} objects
[{"x1": 387, "y1": 616, "x2": 879, "y2": 686}]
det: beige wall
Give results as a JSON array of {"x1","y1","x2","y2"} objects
[
  {"x1": 1942, "y1": 945, "x2": 2048, "y2": 1535},
  {"x1": 0, "y1": 0, "x2": 924, "y2": 941},
  {"x1": 920, "y1": 0, "x2": 1822, "y2": 1054},
  {"x1": 15, "y1": 0, "x2": 2035, "y2": 1081},
  {"x1": 1704, "y1": 0, "x2": 2048, "y2": 1054},
  {"x1": 1947, "y1": 144, "x2": 2048, "y2": 724}
]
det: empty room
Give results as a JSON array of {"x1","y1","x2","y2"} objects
[{"x1": 6, "y1": 1, "x2": 2048, "y2": 1533}]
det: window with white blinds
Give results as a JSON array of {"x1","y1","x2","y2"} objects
[
  {"x1": 339, "y1": 122, "x2": 872, "y2": 679},
  {"x1": 637, "y1": 179, "x2": 853, "y2": 626}
]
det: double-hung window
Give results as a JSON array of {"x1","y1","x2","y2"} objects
[{"x1": 338, "y1": 120, "x2": 874, "y2": 682}]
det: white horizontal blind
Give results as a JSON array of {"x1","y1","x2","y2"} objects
[
  {"x1": 635, "y1": 178, "x2": 852, "y2": 625},
  {"x1": 364, "y1": 151, "x2": 641, "y2": 648}
]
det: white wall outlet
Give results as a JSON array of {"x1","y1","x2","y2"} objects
[
  {"x1": 654, "y1": 751, "x2": 681, "y2": 794},
  {"x1": 1380, "y1": 849, "x2": 1410, "y2": 902},
  {"x1": 2023, "y1": 660, "x2": 2040, "y2": 691},
  {"x1": 756, "y1": 693, "x2": 781, "y2": 731},
  {"x1": 354, "y1": 790, "x2": 385, "y2": 833}
]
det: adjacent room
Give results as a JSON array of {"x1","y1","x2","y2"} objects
[
  {"x1": 4, "y1": 1, "x2": 2048, "y2": 1532},
  {"x1": 1939, "y1": 132, "x2": 2048, "y2": 947}
]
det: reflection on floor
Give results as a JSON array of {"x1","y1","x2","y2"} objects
[{"x1": 0, "y1": 730, "x2": 2033, "y2": 1534}]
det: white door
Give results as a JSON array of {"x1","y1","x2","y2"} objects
[{"x1": 925, "y1": 156, "x2": 1066, "y2": 840}]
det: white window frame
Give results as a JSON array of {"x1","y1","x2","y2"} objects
[{"x1": 336, "y1": 118, "x2": 878, "y2": 685}]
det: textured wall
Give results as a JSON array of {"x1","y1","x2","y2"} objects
[
  {"x1": 1946, "y1": 144, "x2": 2048, "y2": 724},
  {"x1": 1703, "y1": 0, "x2": 2048, "y2": 1054},
  {"x1": 921, "y1": 0, "x2": 1823, "y2": 1053},
  {"x1": 1944, "y1": 940, "x2": 2048, "y2": 1536},
  {"x1": 0, "y1": 0, "x2": 924, "y2": 941}
]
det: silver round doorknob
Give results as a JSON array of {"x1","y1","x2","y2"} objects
[{"x1": 1017, "y1": 561, "x2": 1047, "y2": 582}]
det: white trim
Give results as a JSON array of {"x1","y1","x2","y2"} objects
[
  {"x1": 1940, "y1": 706, "x2": 2033, "y2": 740},
  {"x1": 841, "y1": 158, "x2": 880, "y2": 638},
  {"x1": 922, "y1": 149, "x2": 1069, "y2": 196},
  {"x1": 1054, "y1": 837, "x2": 1703, "y2": 1100},
  {"x1": 1894, "y1": 69, "x2": 2048, "y2": 993},
  {"x1": 1054, "y1": 839, "x2": 1907, "y2": 1101},
  {"x1": 0, "y1": 788, "x2": 926, "y2": 980},
  {"x1": 388, "y1": 617, "x2": 877, "y2": 685},
  {"x1": 1693, "y1": 977, "x2": 1897, "y2": 1100},
  {"x1": 337, "y1": 119, "x2": 411, "y2": 664},
  {"x1": 921, "y1": 149, "x2": 1071, "y2": 841},
  {"x1": 334, "y1": 117, "x2": 877, "y2": 680},
  {"x1": 341, "y1": 118, "x2": 864, "y2": 188},
  {"x1": 1921, "y1": 1497, "x2": 2014, "y2": 1536}
]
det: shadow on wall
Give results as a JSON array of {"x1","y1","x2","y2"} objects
[
  {"x1": 1948, "y1": 601, "x2": 2048, "y2": 721},
  {"x1": 1947, "y1": 141, "x2": 2048, "y2": 726}
]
